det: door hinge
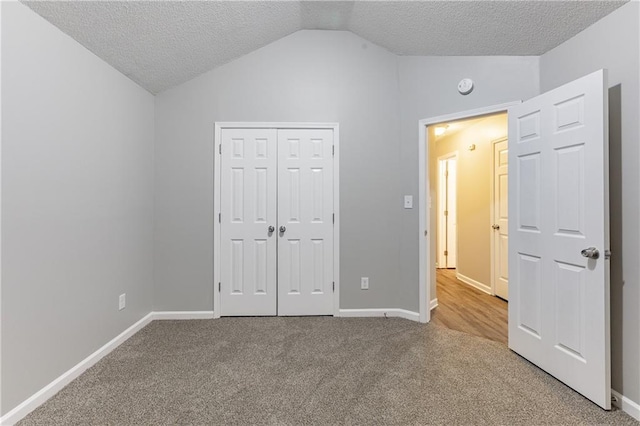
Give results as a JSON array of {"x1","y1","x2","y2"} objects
[
  {"x1": 444, "y1": 210, "x2": 448, "y2": 217},
  {"x1": 444, "y1": 170, "x2": 449, "y2": 178},
  {"x1": 332, "y1": 282, "x2": 335, "y2": 292},
  {"x1": 218, "y1": 282, "x2": 221, "y2": 292},
  {"x1": 332, "y1": 145, "x2": 335, "y2": 156},
  {"x1": 333, "y1": 213, "x2": 335, "y2": 224},
  {"x1": 444, "y1": 250, "x2": 448, "y2": 256},
  {"x1": 219, "y1": 144, "x2": 221, "y2": 155},
  {"x1": 218, "y1": 213, "x2": 221, "y2": 223}
]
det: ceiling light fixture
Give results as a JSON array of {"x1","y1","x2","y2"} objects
[{"x1": 434, "y1": 125, "x2": 449, "y2": 136}]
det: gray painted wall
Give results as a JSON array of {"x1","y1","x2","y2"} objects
[
  {"x1": 154, "y1": 31, "x2": 540, "y2": 313},
  {"x1": 154, "y1": 30, "x2": 403, "y2": 311},
  {"x1": 540, "y1": 0, "x2": 640, "y2": 405},
  {"x1": 1, "y1": 2, "x2": 155, "y2": 414},
  {"x1": 398, "y1": 56, "x2": 540, "y2": 305}
]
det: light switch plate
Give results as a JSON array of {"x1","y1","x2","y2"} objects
[{"x1": 404, "y1": 195, "x2": 413, "y2": 209}]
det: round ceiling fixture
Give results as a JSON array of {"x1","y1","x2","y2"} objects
[{"x1": 457, "y1": 78, "x2": 474, "y2": 95}]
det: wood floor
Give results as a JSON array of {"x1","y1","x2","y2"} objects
[{"x1": 431, "y1": 268, "x2": 508, "y2": 345}]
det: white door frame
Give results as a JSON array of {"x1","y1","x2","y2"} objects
[
  {"x1": 436, "y1": 152, "x2": 458, "y2": 269},
  {"x1": 213, "y1": 122, "x2": 340, "y2": 318},
  {"x1": 418, "y1": 102, "x2": 520, "y2": 323},
  {"x1": 490, "y1": 136, "x2": 508, "y2": 297}
]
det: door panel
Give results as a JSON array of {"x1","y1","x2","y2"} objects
[
  {"x1": 493, "y1": 139, "x2": 509, "y2": 299},
  {"x1": 278, "y1": 129, "x2": 334, "y2": 315},
  {"x1": 220, "y1": 129, "x2": 278, "y2": 316},
  {"x1": 508, "y1": 69, "x2": 610, "y2": 409},
  {"x1": 447, "y1": 159, "x2": 457, "y2": 268}
]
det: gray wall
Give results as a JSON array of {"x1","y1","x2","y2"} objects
[
  {"x1": 540, "y1": 0, "x2": 640, "y2": 405},
  {"x1": 397, "y1": 56, "x2": 540, "y2": 304},
  {"x1": 1, "y1": 2, "x2": 155, "y2": 415},
  {"x1": 154, "y1": 30, "x2": 541, "y2": 312},
  {"x1": 154, "y1": 30, "x2": 403, "y2": 311}
]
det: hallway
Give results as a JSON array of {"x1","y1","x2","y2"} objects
[{"x1": 431, "y1": 269, "x2": 508, "y2": 344}]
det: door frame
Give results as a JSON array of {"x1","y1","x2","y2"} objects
[
  {"x1": 418, "y1": 102, "x2": 520, "y2": 323},
  {"x1": 436, "y1": 152, "x2": 458, "y2": 269},
  {"x1": 213, "y1": 122, "x2": 340, "y2": 319},
  {"x1": 490, "y1": 136, "x2": 508, "y2": 297}
]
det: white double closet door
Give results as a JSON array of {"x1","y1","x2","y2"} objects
[{"x1": 220, "y1": 127, "x2": 334, "y2": 316}]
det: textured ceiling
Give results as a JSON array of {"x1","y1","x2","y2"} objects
[{"x1": 23, "y1": 1, "x2": 628, "y2": 94}]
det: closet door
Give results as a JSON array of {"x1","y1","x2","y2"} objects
[
  {"x1": 220, "y1": 129, "x2": 277, "y2": 315},
  {"x1": 277, "y1": 129, "x2": 334, "y2": 315}
]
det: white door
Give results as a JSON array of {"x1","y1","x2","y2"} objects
[
  {"x1": 508, "y1": 69, "x2": 610, "y2": 408},
  {"x1": 220, "y1": 129, "x2": 278, "y2": 316},
  {"x1": 493, "y1": 139, "x2": 508, "y2": 299},
  {"x1": 277, "y1": 129, "x2": 334, "y2": 315},
  {"x1": 446, "y1": 159, "x2": 457, "y2": 268},
  {"x1": 437, "y1": 157, "x2": 457, "y2": 268},
  {"x1": 437, "y1": 159, "x2": 447, "y2": 268}
]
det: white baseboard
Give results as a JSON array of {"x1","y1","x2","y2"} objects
[
  {"x1": 338, "y1": 308, "x2": 420, "y2": 322},
  {"x1": 456, "y1": 272, "x2": 492, "y2": 295},
  {"x1": 430, "y1": 298, "x2": 439, "y2": 310},
  {"x1": 152, "y1": 311, "x2": 215, "y2": 320},
  {"x1": 0, "y1": 312, "x2": 154, "y2": 426},
  {"x1": 612, "y1": 389, "x2": 640, "y2": 421}
]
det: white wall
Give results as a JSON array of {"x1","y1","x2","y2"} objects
[
  {"x1": 540, "y1": 0, "x2": 640, "y2": 407},
  {"x1": 154, "y1": 30, "x2": 403, "y2": 311},
  {"x1": 1, "y1": 2, "x2": 155, "y2": 415}
]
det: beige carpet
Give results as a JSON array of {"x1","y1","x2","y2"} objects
[{"x1": 19, "y1": 317, "x2": 637, "y2": 425}]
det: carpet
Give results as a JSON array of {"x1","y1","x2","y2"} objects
[{"x1": 18, "y1": 317, "x2": 637, "y2": 425}]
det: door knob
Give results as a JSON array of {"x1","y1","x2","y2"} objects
[
  {"x1": 581, "y1": 247, "x2": 600, "y2": 259},
  {"x1": 268, "y1": 226, "x2": 275, "y2": 233},
  {"x1": 279, "y1": 226, "x2": 286, "y2": 233},
  {"x1": 492, "y1": 224, "x2": 500, "y2": 230}
]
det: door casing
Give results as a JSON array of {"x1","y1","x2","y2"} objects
[
  {"x1": 436, "y1": 153, "x2": 458, "y2": 269},
  {"x1": 213, "y1": 122, "x2": 340, "y2": 318},
  {"x1": 491, "y1": 137, "x2": 509, "y2": 299}
]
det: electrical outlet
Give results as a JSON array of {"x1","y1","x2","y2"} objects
[
  {"x1": 361, "y1": 277, "x2": 369, "y2": 290},
  {"x1": 119, "y1": 293, "x2": 126, "y2": 311}
]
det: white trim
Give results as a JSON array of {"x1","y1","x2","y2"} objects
[
  {"x1": 436, "y1": 152, "x2": 458, "y2": 269},
  {"x1": 338, "y1": 308, "x2": 420, "y2": 322},
  {"x1": 152, "y1": 311, "x2": 215, "y2": 320},
  {"x1": 418, "y1": 101, "x2": 521, "y2": 324},
  {"x1": 490, "y1": 136, "x2": 508, "y2": 297},
  {"x1": 213, "y1": 123, "x2": 222, "y2": 319},
  {"x1": 0, "y1": 313, "x2": 154, "y2": 426},
  {"x1": 612, "y1": 389, "x2": 640, "y2": 421},
  {"x1": 0, "y1": 1, "x2": 4, "y2": 417},
  {"x1": 430, "y1": 299, "x2": 439, "y2": 310},
  {"x1": 456, "y1": 272, "x2": 492, "y2": 295},
  {"x1": 332, "y1": 126, "x2": 341, "y2": 317},
  {"x1": 213, "y1": 122, "x2": 340, "y2": 318}
]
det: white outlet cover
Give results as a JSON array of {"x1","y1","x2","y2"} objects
[
  {"x1": 404, "y1": 195, "x2": 413, "y2": 209},
  {"x1": 119, "y1": 294, "x2": 126, "y2": 310}
]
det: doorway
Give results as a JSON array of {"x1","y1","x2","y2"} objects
[
  {"x1": 416, "y1": 102, "x2": 519, "y2": 326},
  {"x1": 213, "y1": 123, "x2": 341, "y2": 318},
  {"x1": 428, "y1": 113, "x2": 509, "y2": 343}
]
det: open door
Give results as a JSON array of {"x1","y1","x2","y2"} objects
[{"x1": 508, "y1": 69, "x2": 610, "y2": 409}]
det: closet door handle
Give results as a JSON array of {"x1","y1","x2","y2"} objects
[
  {"x1": 268, "y1": 226, "x2": 275, "y2": 233},
  {"x1": 279, "y1": 226, "x2": 286, "y2": 233}
]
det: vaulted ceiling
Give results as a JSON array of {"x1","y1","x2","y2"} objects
[{"x1": 23, "y1": 1, "x2": 628, "y2": 94}]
